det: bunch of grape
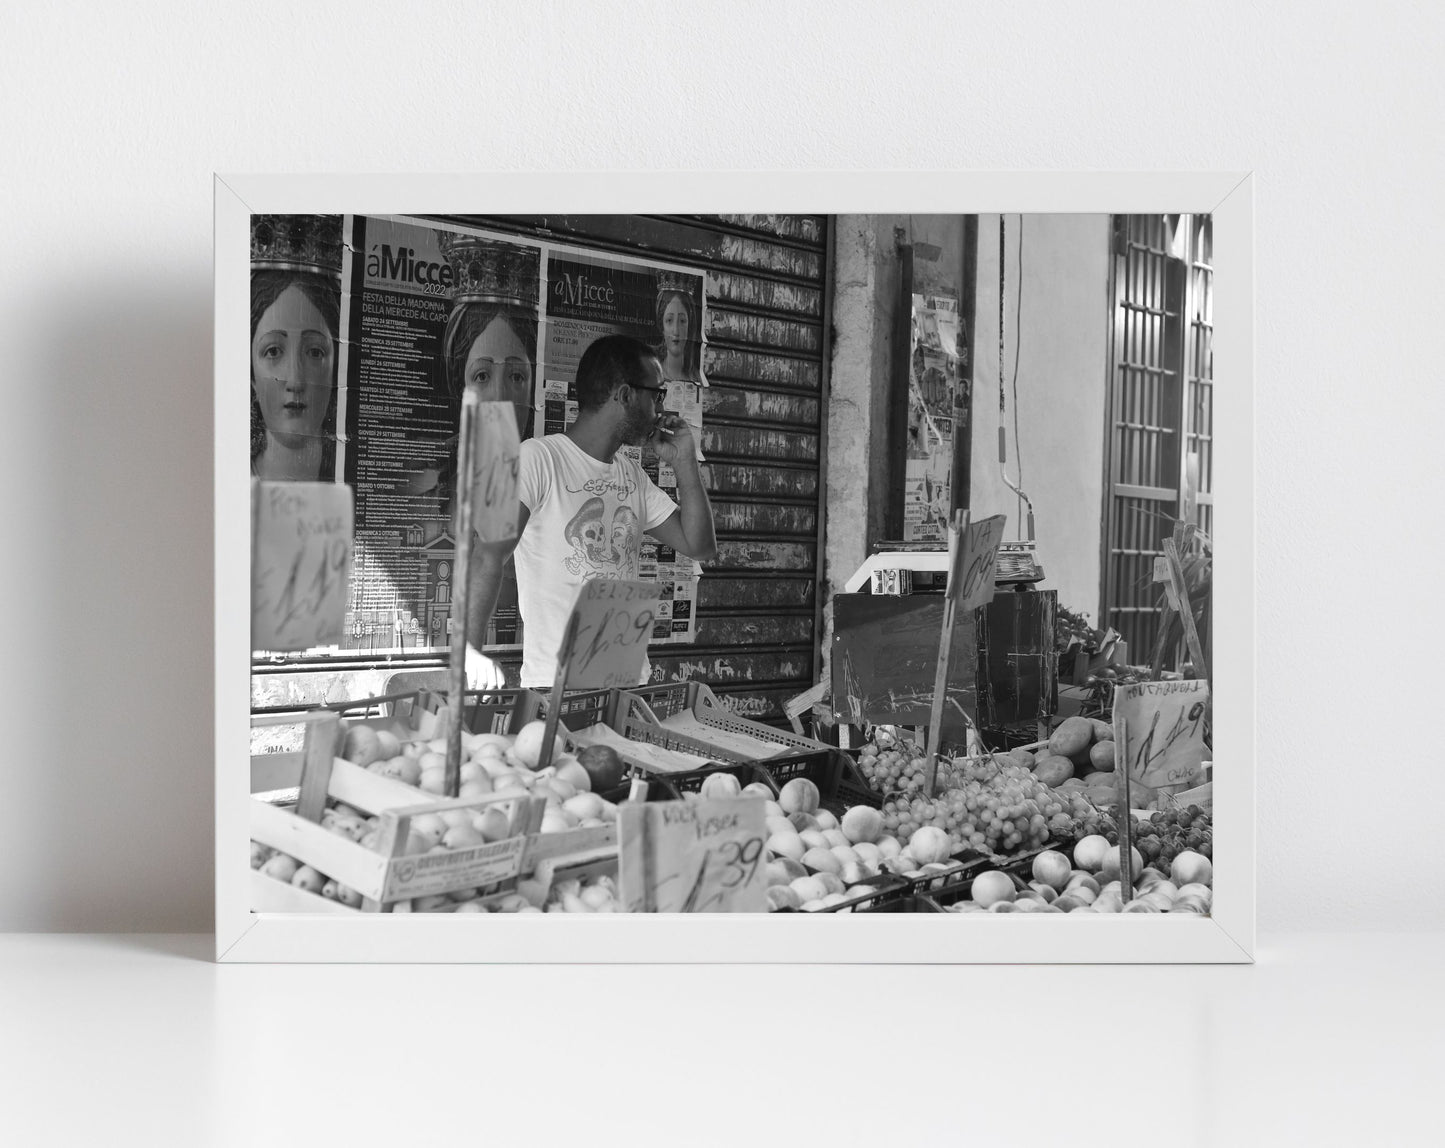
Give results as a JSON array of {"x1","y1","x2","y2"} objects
[
  {"x1": 1132, "y1": 805, "x2": 1212, "y2": 874},
  {"x1": 876, "y1": 756, "x2": 1086, "y2": 857},
  {"x1": 855, "y1": 737, "x2": 936, "y2": 792}
]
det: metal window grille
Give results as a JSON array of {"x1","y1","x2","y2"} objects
[{"x1": 1100, "y1": 214, "x2": 1213, "y2": 660}]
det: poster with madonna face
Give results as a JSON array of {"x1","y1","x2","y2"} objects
[
  {"x1": 251, "y1": 214, "x2": 711, "y2": 662},
  {"x1": 331, "y1": 216, "x2": 541, "y2": 656}
]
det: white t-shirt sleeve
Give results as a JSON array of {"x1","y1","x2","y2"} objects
[
  {"x1": 639, "y1": 467, "x2": 679, "y2": 532},
  {"x1": 518, "y1": 438, "x2": 550, "y2": 514}
]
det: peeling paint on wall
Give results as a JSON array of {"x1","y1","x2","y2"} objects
[
  {"x1": 708, "y1": 309, "x2": 821, "y2": 352},
  {"x1": 704, "y1": 346, "x2": 822, "y2": 389},
  {"x1": 705, "y1": 271, "x2": 822, "y2": 316}
]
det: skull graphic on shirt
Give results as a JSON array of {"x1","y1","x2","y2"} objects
[{"x1": 564, "y1": 496, "x2": 629, "y2": 575}]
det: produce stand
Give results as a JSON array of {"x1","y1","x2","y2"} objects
[{"x1": 250, "y1": 708, "x2": 623, "y2": 913}]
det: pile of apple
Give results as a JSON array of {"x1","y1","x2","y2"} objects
[
  {"x1": 252, "y1": 718, "x2": 629, "y2": 912},
  {"x1": 938, "y1": 837, "x2": 1214, "y2": 915},
  {"x1": 761, "y1": 776, "x2": 963, "y2": 912}
]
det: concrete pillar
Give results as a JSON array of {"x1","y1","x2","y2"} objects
[{"x1": 822, "y1": 215, "x2": 899, "y2": 686}]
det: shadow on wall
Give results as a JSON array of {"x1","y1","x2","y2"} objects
[{"x1": 12, "y1": 274, "x2": 215, "y2": 931}]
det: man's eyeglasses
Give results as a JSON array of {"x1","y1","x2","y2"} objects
[{"x1": 631, "y1": 382, "x2": 668, "y2": 399}]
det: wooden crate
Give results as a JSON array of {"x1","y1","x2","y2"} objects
[{"x1": 250, "y1": 710, "x2": 617, "y2": 913}]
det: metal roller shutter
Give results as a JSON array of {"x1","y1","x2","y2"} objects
[{"x1": 433, "y1": 214, "x2": 832, "y2": 723}]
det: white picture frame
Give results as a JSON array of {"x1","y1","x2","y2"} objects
[{"x1": 217, "y1": 171, "x2": 1254, "y2": 963}]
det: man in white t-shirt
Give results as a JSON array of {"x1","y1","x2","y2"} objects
[{"x1": 463, "y1": 334, "x2": 717, "y2": 688}]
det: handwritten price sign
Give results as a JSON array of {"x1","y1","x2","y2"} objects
[
  {"x1": 618, "y1": 797, "x2": 768, "y2": 913},
  {"x1": 468, "y1": 400, "x2": 521, "y2": 543},
  {"x1": 561, "y1": 579, "x2": 664, "y2": 690},
  {"x1": 251, "y1": 480, "x2": 354, "y2": 653},
  {"x1": 953, "y1": 513, "x2": 1007, "y2": 613},
  {"x1": 1113, "y1": 679, "x2": 1209, "y2": 790}
]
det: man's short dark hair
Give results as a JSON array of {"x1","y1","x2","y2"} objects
[{"x1": 575, "y1": 335, "x2": 658, "y2": 411}]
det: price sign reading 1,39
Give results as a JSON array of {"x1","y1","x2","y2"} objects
[
  {"x1": 618, "y1": 797, "x2": 769, "y2": 913},
  {"x1": 562, "y1": 579, "x2": 665, "y2": 690}
]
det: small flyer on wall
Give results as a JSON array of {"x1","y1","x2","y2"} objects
[
  {"x1": 334, "y1": 216, "x2": 541, "y2": 654},
  {"x1": 903, "y1": 293, "x2": 960, "y2": 542},
  {"x1": 538, "y1": 246, "x2": 708, "y2": 644}
]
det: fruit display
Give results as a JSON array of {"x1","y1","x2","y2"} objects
[
  {"x1": 761, "y1": 801, "x2": 964, "y2": 912},
  {"x1": 870, "y1": 753, "x2": 1098, "y2": 858},
  {"x1": 1129, "y1": 805, "x2": 1213, "y2": 869},
  {"x1": 932, "y1": 845, "x2": 1214, "y2": 915},
  {"x1": 252, "y1": 718, "x2": 625, "y2": 913}
]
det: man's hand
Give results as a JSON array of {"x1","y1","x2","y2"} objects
[
  {"x1": 648, "y1": 413, "x2": 697, "y2": 467},
  {"x1": 464, "y1": 643, "x2": 506, "y2": 690}
]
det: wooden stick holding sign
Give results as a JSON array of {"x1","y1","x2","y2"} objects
[
  {"x1": 923, "y1": 510, "x2": 968, "y2": 795},
  {"x1": 1114, "y1": 714, "x2": 1135, "y2": 895},
  {"x1": 922, "y1": 511, "x2": 1008, "y2": 794},
  {"x1": 444, "y1": 395, "x2": 522, "y2": 798},
  {"x1": 536, "y1": 578, "x2": 664, "y2": 772}
]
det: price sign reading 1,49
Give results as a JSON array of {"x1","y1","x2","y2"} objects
[
  {"x1": 1113, "y1": 678, "x2": 1210, "y2": 791},
  {"x1": 618, "y1": 797, "x2": 769, "y2": 913},
  {"x1": 562, "y1": 579, "x2": 664, "y2": 690}
]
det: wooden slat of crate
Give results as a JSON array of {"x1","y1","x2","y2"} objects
[
  {"x1": 251, "y1": 751, "x2": 304, "y2": 793},
  {"x1": 521, "y1": 824, "x2": 618, "y2": 867},
  {"x1": 251, "y1": 799, "x2": 390, "y2": 899},
  {"x1": 250, "y1": 869, "x2": 356, "y2": 915}
]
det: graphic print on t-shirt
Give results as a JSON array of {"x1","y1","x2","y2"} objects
[{"x1": 561, "y1": 481, "x2": 644, "y2": 578}]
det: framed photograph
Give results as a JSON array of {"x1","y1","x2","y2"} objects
[{"x1": 217, "y1": 172, "x2": 1254, "y2": 963}]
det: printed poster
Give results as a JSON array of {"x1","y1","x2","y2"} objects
[
  {"x1": 334, "y1": 216, "x2": 541, "y2": 655},
  {"x1": 251, "y1": 213, "x2": 710, "y2": 658}
]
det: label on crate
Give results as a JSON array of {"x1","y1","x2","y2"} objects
[
  {"x1": 381, "y1": 836, "x2": 527, "y2": 901},
  {"x1": 618, "y1": 797, "x2": 768, "y2": 913},
  {"x1": 561, "y1": 579, "x2": 665, "y2": 690},
  {"x1": 1112, "y1": 679, "x2": 1209, "y2": 790},
  {"x1": 252, "y1": 480, "x2": 354, "y2": 653},
  {"x1": 468, "y1": 401, "x2": 522, "y2": 543}
]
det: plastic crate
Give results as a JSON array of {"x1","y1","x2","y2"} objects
[
  {"x1": 811, "y1": 872, "x2": 912, "y2": 913},
  {"x1": 597, "y1": 774, "x2": 681, "y2": 804},
  {"x1": 625, "y1": 681, "x2": 839, "y2": 760},
  {"x1": 754, "y1": 750, "x2": 880, "y2": 818},
  {"x1": 602, "y1": 689, "x2": 753, "y2": 764},
  {"x1": 854, "y1": 895, "x2": 944, "y2": 914},
  {"x1": 663, "y1": 762, "x2": 780, "y2": 798},
  {"x1": 412, "y1": 687, "x2": 541, "y2": 737},
  {"x1": 925, "y1": 870, "x2": 1031, "y2": 910}
]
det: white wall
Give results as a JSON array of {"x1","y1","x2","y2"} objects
[
  {"x1": 970, "y1": 215, "x2": 1111, "y2": 622},
  {"x1": 4, "y1": 2, "x2": 1443, "y2": 934}
]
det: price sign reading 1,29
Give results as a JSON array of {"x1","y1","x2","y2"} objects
[
  {"x1": 468, "y1": 401, "x2": 521, "y2": 544},
  {"x1": 562, "y1": 579, "x2": 664, "y2": 690},
  {"x1": 251, "y1": 480, "x2": 354, "y2": 653},
  {"x1": 618, "y1": 797, "x2": 769, "y2": 913}
]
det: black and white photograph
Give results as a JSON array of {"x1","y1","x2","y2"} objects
[
  {"x1": 9, "y1": 5, "x2": 1443, "y2": 1146},
  {"x1": 243, "y1": 208, "x2": 1226, "y2": 925}
]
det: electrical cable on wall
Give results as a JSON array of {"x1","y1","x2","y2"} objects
[{"x1": 997, "y1": 214, "x2": 1035, "y2": 541}]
